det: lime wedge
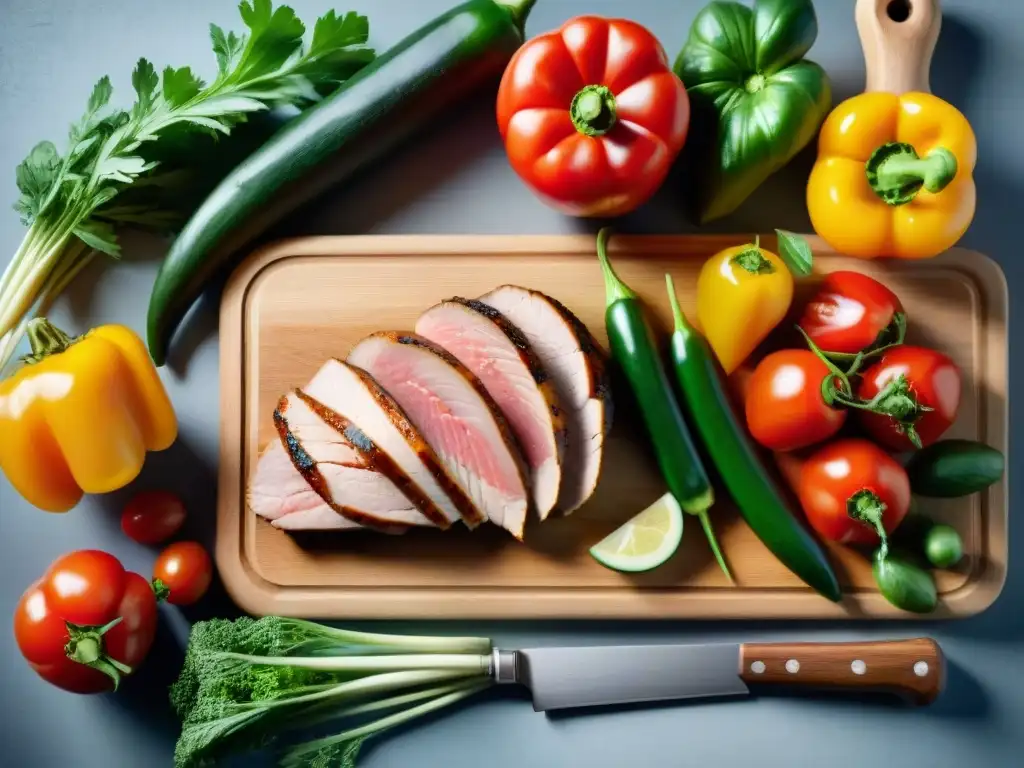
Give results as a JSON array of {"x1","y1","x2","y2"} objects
[{"x1": 589, "y1": 492, "x2": 684, "y2": 572}]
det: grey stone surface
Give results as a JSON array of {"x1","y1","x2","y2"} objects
[{"x1": 0, "y1": 0, "x2": 1021, "y2": 765}]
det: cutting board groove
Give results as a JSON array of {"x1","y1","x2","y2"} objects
[{"x1": 217, "y1": 235, "x2": 1008, "y2": 619}]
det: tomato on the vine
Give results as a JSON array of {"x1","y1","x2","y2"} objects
[
  {"x1": 856, "y1": 346, "x2": 961, "y2": 450},
  {"x1": 799, "y1": 271, "x2": 905, "y2": 355},
  {"x1": 154, "y1": 541, "x2": 212, "y2": 606},
  {"x1": 121, "y1": 490, "x2": 187, "y2": 545},
  {"x1": 745, "y1": 349, "x2": 847, "y2": 451},
  {"x1": 797, "y1": 439, "x2": 910, "y2": 550},
  {"x1": 13, "y1": 550, "x2": 160, "y2": 694}
]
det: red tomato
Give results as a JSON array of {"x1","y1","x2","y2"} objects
[
  {"x1": 856, "y1": 346, "x2": 961, "y2": 450},
  {"x1": 13, "y1": 550, "x2": 159, "y2": 694},
  {"x1": 799, "y1": 271, "x2": 905, "y2": 355},
  {"x1": 798, "y1": 439, "x2": 910, "y2": 547},
  {"x1": 154, "y1": 542, "x2": 212, "y2": 606},
  {"x1": 745, "y1": 349, "x2": 847, "y2": 451},
  {"x1": 496, "y1": 16, "x2": 690, "y2": 217},
  {"x1": 121, "y1": 490, "x2": 187, "y2": 544}
]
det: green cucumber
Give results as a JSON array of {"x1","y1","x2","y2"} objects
[
  {"x1": 147, "y1": 0, "x2": 536, "y2": 365},
  {"x1": 905, "y1": 439, "x2": 1005, "y2": 498},
  {"x1": 664, "y1": 274, "x2": 841, "y2": 602}
]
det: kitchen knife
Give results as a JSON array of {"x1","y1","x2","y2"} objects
[{"x1": 492, "y1": 638, "x2": 943, "y2": 711}]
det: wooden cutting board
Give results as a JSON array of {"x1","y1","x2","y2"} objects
[{"x1": 217, "y1": 234, "x2": 1008, "y2": 620}]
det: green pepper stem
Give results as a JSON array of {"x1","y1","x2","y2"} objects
[
  {"x1": 23, "y1": 317, "x2": 77, "y2": 364},
  {"x1": 848, "y1": 489, "x2": 890, "y2": 560},
  {"x1": 571, "y1": 85, "x2": 617, "y2": 136},
  {"x1": 697, "y1": 508, "x2": 733, "y2": 583},
  {"x1": 866, "y1": 142, "x2": 958, "y2": 205},
  {"x1": 596, "y1": 228, "x2": 637, "y2": 306},
  {"x1": 665, "y1": 273, "x2": 693, "y2": 337},
  {"x1": 493, "y1": 0, "x2": 536, "y2": 36}
]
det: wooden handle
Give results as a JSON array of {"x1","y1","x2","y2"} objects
[
  {"x1": 739, "y1": 638, "x2": 944, "y2": 705},
  {"x1": 856, "y1": 0, "x2": 941, "y2": 94}
]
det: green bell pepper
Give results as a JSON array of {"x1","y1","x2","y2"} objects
[{"x1": 674, "y1": 0, "x2": 832, "y2": 223}]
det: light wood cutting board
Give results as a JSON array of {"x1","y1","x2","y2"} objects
[{"x1": 217, "y1": 234, "x2": 1008, "y2": 620}]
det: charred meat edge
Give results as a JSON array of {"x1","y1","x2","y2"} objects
[
  {"x1": 293, "y1": 389, "x2": 452, "y2": 529},
  {"x1": 372, "y1": 330, "x2": 531, "y2": 502},
  {"x1": 443, "y1": 296, "x2": 568, "y2": 454},
  {"x1": 492, "y1": 285, "x2": 614, "y2": 434},
  {"x1": 345, "y1": 358, "x2": 487, "y2": 528},
  {"x1": 274, "y1": 397, "x2": 404, "y2": 532}
]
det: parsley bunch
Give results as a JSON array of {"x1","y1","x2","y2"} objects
[{"x1": 0, "y1": 0, "x2": 374, "y2": 372}]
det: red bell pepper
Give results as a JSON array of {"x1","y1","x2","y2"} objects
[
  {"x1": 496, "y1": 15, "x2": 690, "y2": 217},
  {"x1": 13, "y1": 550, "x2": 164, "y2": 693}
]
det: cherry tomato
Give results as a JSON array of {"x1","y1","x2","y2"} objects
[
  {"x1": 799, "y1": 271, "x2": 905, "y2": 355},
  {"x1": 745, "y1": 349, "x2": 847, "y2": 451},
  {"x1": 797, "y1": 439, "x2": 910, "y2": 547},
  {"x1": 13, "y1": 550, "x2": 159, "y2": 694},
  {"x1": 856, "y1": 346, "x2": 961, "y2": 450},
  {"x1": 154, "y1": 541, "x2": 212, "y2": 606},
  {"x1": 121, "y1": 490, "x2": 187, "y2": 545}
]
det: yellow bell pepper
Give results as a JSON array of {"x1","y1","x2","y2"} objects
[
  {"x1": 0, "y1": 318, "x2": 176, "y2": 512},
  {"x1": 807, "y1": 91, "x2": 976, "y2": 260},
  {"x1": 696, "y1": 240, "x2": 794, "y2": 375}
]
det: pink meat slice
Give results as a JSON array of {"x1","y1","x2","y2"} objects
[
  {"x1": 274, "y1": 390, "x2": 439, "y2": 529},
  {"x1": 347, "y1": 332, "x2": 530, "y2": 539},
  {"x1": 248, "y1": 441, "x2": 365, "y2": 531},
  {"x1": 479, "y1": 286, "x2": 613, "y2": 514},
  {"x1": 301, "y1": 358, "x2": 484, "y2": 528},
  {"x1": 416, "y1": 298, "x2": 566, "y2": 520}
]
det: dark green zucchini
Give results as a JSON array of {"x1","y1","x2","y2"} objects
[{"x1": 147, "y1": 0, "x2": 536, "y2": 365}]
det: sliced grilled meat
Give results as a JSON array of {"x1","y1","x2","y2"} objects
[
  {"x1": 348, "y1": 332, "x2": 530, "y2": 539},
  {"x1": 478, "y1": 285, "x2": 613, "y2": 514},
  {"x1": 301, "y1": 358, "x2": 484, "y2": 528},
  {"x1": 416, "y1": 297, "x2": 566, "y2": 519},
  {"x1": 273, "y1": 390, "x2": 442, "y2": 529}
]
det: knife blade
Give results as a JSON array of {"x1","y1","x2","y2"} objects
[{"x1": 493, "y1": 638, "x2": 944, "y2": 711}]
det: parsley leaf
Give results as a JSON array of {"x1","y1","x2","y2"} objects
[
  {"x1": 1, "y1": 2, "x2": 376, "y2": 372},
  {"x1": 162, "y1": 66, "x2": 205, "y2": 107}
]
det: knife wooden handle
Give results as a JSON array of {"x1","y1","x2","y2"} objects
[
  {"x1": 739, "y1": 638, "x2": 944, "y2": 705},
  {"x1": 856, "y1": 0, "x2": 941, "y2": 95}
]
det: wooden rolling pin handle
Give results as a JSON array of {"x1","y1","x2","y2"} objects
[
  {"x1": 739, "y1": 638, "x2": 945, "y2": 706},
  {"x1": 856, "y1": 0, "x2": 942, "y2": 94}
]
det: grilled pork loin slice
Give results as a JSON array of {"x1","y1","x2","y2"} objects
[
  {"x1": 248, "y1": 442, "x2": 367, "y2": 531},
  {"x1": 273, "y1": 390, "x2": 441, "y2": 530},
  {"x1": 478, "y1": 285, "x2": 613, "y2": 514},
  {"x1": 302, "y1": 358, "x2": 483, "y2": 528},
  {"x1": 416, "y1": 298, "x2": 567, "y2": 520},
  {"x1": 348, "y1": 332, "x2": 530, "y2": 539}
]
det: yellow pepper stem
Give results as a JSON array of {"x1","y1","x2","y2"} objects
[
  {"x1": 866, "y1": 142, "x2": 958, "y2": 205},
  {"x1": 23, "y1": 317, "x2": 79, "y2": 365}
]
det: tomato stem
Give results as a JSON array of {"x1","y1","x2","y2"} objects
[
  {"x1": 152, "y1": 577, "x2": 170, "y2": 603},
  {"x1": 571, "y1": 84, "x2": 617, "y2": 137},
  {"x1": 866, "y1": 142, "x2": 958, "y2": 205},
  {"x1": 848, "y1": 489, "x2": 890, "y2": 560},
  {"x1": 64, "y1": 617, "x2": 133, "y2": 690}
]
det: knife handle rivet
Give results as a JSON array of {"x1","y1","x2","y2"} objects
[
  {"x1": 914, "y1": 661, "x2": 929, "y2": 677},
  {"x1": 786, "y1": 659, "x2": 800, "y2": 674},
  {"x1": 750, "y1": 661, "x2": 766, "y2": 674},
  {"x1": 851, "y1": 660, "x2": 867, "y2": 675}
]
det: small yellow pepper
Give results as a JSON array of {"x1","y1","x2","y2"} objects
[
  {"x1": 807, "y1": 91, "x2": 976, "y2": 259},
  {"x1": 0, "y1": 318, "x2": 177, "y2": 512},
  {"x1": 696, "y1": 240, "x2": 793, "y2": 375}
]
